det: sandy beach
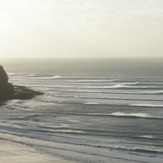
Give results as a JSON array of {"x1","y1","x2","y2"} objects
[
  {"x1": 0, "y1": 136, "x2": 163, "y2": 163},
  {"x1": 0, "y1": 140, "x2": 74, "y2": 163}
]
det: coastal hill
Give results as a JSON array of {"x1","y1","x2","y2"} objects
[{"x1": 0, "y1": 65, "x2": 43, "y2": 102}]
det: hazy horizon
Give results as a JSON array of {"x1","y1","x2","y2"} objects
[
  {"x1": 0, "y1": 0, "x2": 163, "y2": 58},
  {"x1": 1, "y1": 56, "x2": 163, "y2": 59}
]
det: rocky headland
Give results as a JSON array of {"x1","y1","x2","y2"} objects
[{"x1": 0, "y1": 65, "x2": 43, "y2": 104}]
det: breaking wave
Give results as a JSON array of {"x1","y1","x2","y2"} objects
[
  {"x1": 7, "y1": 73, "x2": 15, "y2": 76},
  {"x1": 27, "y1": 73, "x2": 37, "y2": 77},
  {"x1": 139, "y1": 135, "x2": 155, "y2": 139},
  {"x1": 145, "y1": 90, "x2": 163, "y2": 95},
  {"x1": 111, "y1": 112, "x2": 151, "y2": 118},
  {"x1": 103, "y1": 82, "x2": 145, "y2": 89},
  {"x1": 32, "y1": 75, "x2": 62, "y2": 79},
  {"x1": 51, "y1": 75, "x2": 62, "y2": 79},
  {"x1": 130, "y1": 104, "x2": 163, "y2": 108}
]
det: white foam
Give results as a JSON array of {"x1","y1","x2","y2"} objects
[
  {"x1": 27, "y1": 73, "x2": 36, "y2": 77},
  {"x1": 111, "y1": 112, "x2": 151, "y2": 118},
  {"x1": 112, "y1": 84, "x2": 134, "y2": 88},
  {"x1": 36, "y1": 75, "x2": 62, "y2": 79},
  {"x1": 84, "y1": 102, "x2": 99, "y2": 105},
  {"x1": 104, "y1": 84, "x2": 142, "y2": 89},
  {"x1": 52, "y1": 75, "x2": 61, "y2": 79},
  {"x1": 7, "y1": 73, "x2": 15, "y2": 76},
  {"x1": 130, "y1": 104, "x2": 163, "y2": 108},
  {"x1": 145, "y1": 90, "x2": 163, "y2": 95},
  {"x1": 140, "y1": 135, "x2": 154, "y2": 139},
  {"x1": 77, "y1": 79, "x2": 114, "y2": 82}
]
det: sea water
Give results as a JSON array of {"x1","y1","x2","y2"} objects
[{"x1": 0, "y1": 58, "x2": 163, "y2": 162}]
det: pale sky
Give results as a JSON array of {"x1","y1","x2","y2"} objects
[{"x1": 0, "y1": 0, "x2": 163, "y2": 58}]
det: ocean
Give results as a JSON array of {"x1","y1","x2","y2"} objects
[{"x1": 0, "y1": 58, "x2": 163, "y2": 163}]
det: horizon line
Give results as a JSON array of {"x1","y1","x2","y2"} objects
[{"x1": 1, "y1": 56, "x2": 163, "y2": 59}]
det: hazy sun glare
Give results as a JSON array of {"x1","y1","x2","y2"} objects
[{"x1": 0, "y1": 0, "x2": 163, "y2": 58}]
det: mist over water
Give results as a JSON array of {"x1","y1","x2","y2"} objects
[{"x1": 0, "y1": 58, "x2": 163, "y2": 162}]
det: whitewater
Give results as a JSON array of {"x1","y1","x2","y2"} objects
[{"x1": 0, "y1": 58, "x2": 163, "y2": 163}]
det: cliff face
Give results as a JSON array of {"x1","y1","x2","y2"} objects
[{"x1": 0, "y1": 66, "x2": 14, "y2": 96}]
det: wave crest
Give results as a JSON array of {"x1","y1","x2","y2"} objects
[
  {"x1": 111, "y1": 112, "x2": 151, "y2": 118},
  {"x1": 146, "y1": 90, "x2": 163, "y2": 95},
  {"x1": 104, "y1": 82, "x2": 144, "y2": 89},
  {"x1": 130, "y1": 104, "x2": 163, "y2": 108}
]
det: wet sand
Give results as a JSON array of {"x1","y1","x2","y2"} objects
[
  {"x1": 0, "y1": 140, "x2": 74, "y2": 163},
  {"x1": 0, "y1": 86, "x2": 75, "y2": 163}
]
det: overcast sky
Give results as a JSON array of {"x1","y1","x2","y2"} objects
[{"x1": 0, "y1": 0, "x2": 163, "y2": 58}]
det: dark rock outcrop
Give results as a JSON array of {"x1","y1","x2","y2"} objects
[
  {"x1": 0, "y1": 65, "x2": 14, "y2": 96},
  {"x1": 13, "y1": 85, "x2": 43, "y2": 99},
  {"x1": 0, "y1": 65, "x2": 43, "y2": 102}
]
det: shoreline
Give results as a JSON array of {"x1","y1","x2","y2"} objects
[
  {"x1": 0, "y1": 139, "x2": 74, "y2": 163},
  {"x1": 0, "y1": 85, "x2": 74, "y2": 163},
  {"x1": 0, "y1": 137, "x2": 162, "y2": 163}
]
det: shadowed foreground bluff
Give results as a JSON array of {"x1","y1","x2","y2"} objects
[{"x1": 0, "y1": 65, "x2": 43, "y2": 103}]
